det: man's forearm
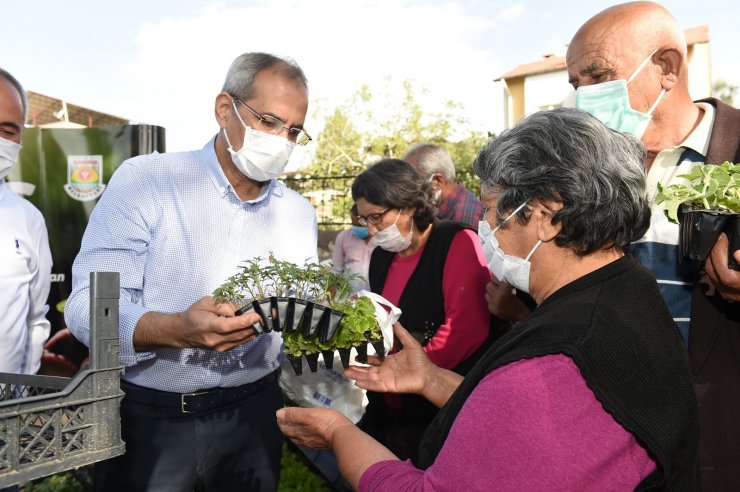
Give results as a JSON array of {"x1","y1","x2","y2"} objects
[{"x1": 132, "y1": 311, "x2": 183, "y2": 350}]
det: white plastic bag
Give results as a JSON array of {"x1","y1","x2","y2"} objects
[
  {"x1": 279, "y1": 352, "x2": 368, "y2": 423},
  {"x1": 278, "y1": 292, "x2": 401, "y2": 422},
  {"x1": 354, "y1": 290, "x2": 401, "y2": 357}
]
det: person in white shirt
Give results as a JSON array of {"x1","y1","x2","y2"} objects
[{"x1": 0, "y1": 67, "x2": 52, "y2": 375}]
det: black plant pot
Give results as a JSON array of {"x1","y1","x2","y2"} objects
[
  {"x1": 235, "y1": 299, "x2": 271, "y2": 334},
  {"x1": 300, "y1": 302, "x2": 326, "y2": 338},
  {"x1": 678, "y1": 206, "x2": 729, "y2": 264},
  {"x1": 285, "y1": 299, "x2": 308, "y2": 333},
  {"x1": 305, "y1": 352, "x2": 320, "y2": 373},
  {"x1": 286, "y1": 354, "x2": 303, "y2": 376},
  {"x1": 321, "y1": 350, "x2": 335, "y2": 371},
  {"x1": 355, "y1": 342, "x2": 369, "y2": 364},
  {"x1": 371, "y1": 340, "x2": 386, "y2": 359},
  {"x1": 337, "y1": 347, "x2": 352, "y2": 369},
  {"x1": 318, "y1": 309, "x2": 345, "y2": 343},
  {"x1": 269, "y1": 297, "x2": 287, "y2": 332}
]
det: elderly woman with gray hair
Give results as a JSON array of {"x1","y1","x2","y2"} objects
[{"x1": 277, "y1": 108, "x2": 699, "y2": 491}]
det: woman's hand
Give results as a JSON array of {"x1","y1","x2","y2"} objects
[
  {"x1": 345, "y1": 323, "x2": 464, "y2": 408},
  {"x1": 276, "y1": 407, "x2": 354, "y2": 449},
  {"x1": 345, "y1": 322, "x2": 432, "y2": 395}
]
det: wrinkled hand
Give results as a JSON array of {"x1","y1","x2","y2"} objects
[
  {"x1": 276, "y1": 407, "x2": 354, "y2": 449},
  {"x1": 704, "y1": 233, "x2": 740, "y2": 302},
  {"x1": 485, "y1": 277, "x2": 532, "y2": 321},
  {"x1": 344, "y1": 323, "x2": 432, "y2": 395},
  {"x1": 176, "y1": 296, "x2": 261, "y2": 351}
]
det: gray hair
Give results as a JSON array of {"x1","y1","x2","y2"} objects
[
  {"x1": 474, "y1": 107, "x2": 650, "y2": 255},
  {"x1": 0, "y1": 67, "x2": 28, "y2": 124},
  {"x1": 403, "y1": 143, "x2": 456, "y2": 181},
  {"x1": 222, "y1": 52, "x2": 308, "y2": 101},
  {"x1": 351, "y1": 159, "x2": 437, "y2": 231}
]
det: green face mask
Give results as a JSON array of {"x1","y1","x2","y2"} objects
[{"x1": 575, "y1": 49, "x2": 665, "y2": 139}]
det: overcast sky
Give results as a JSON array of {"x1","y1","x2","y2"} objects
[{"x1": 3, "y1": 0, "x2": 738, "y2": 167}]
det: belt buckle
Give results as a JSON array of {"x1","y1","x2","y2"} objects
[{"x1": 181, "y1": 390, "x2": 210, "y2": 414}]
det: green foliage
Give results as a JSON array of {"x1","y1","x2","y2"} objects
[
  {"x1": 301, "y1": 79, "x2": 491, "y2": 207},
  {"x1": 279, "y1": 442, "x2": 331, "y2": 491},
  {"x1": 25, "y1": 473, "x2": 84, "y2": 492},
  {"x1": 214, "y1": 256, "x2": 342, "y2": 306},
  {"x1": 655, "y1": 162, "x2": 740, "y2": 222},
  {"x1": 214, "y1": 257, "x2": 379, "y2": 356},
  {"x1": 281, "y1": 296, "x2": 381, "y2": 357},
  {"x1": 712, "y1": 79, "x2": 738, "y2": 106},
  {"x1": 24, "y1": 446, "x2": 331, "y2": 492}
]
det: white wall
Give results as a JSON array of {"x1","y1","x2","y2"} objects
[
  {"x1": 688, "y1": 42, "x2": 713, "y2": 100},
  {"x1": 523, "y1": 70, "x2": 573, "y2": 117}
]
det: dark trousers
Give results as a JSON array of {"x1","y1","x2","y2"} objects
[{"x1": 94, "y1": 375, "x2": 283, "y2": 492}]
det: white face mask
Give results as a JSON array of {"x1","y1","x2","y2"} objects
[
  {"x1": 374, "y1": 209, "x2": 414, "y2": 253},
  {"x1": 0, "y1": 137, "x2": 21, "y2": 180},
  {"x1": 478, "y1": 202, "x2": 542, "y2": 294},
  {"x1": 222, "y1": 99, "x2": 295, "y2": 182},
  {"x1": 574, "y1": 49, "x2": 665, "y2": 139}
]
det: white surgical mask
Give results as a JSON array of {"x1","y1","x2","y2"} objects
[
  {"x1": 374, "y1": 209, "x2": 413, "y2": 253},
  {"x1": 222, "y1": 99, "x2": 295, "y2": 182},
  {"x1": 0, "y1": 137, "x2": 21, "y2": 180},
  {"x1": 575, "y1": 48, "x2": 665, "y2": 139},
  {"x1": 477, "y1": 202, "x2": 542, "y2": 294}
]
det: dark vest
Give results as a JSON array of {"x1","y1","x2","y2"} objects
[{"x1": 417, "y1": 256, "x2": 700, "y2": 491}]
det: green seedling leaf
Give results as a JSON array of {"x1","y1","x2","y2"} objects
[{"x1": 658, "y1": 162, "x2": 740, "y2": 223}]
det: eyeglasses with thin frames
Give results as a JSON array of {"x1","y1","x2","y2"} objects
[
  {"x1": 356, "y1": 208, "x2": 394, "y2": 226},
  {"x1": 231, "y1": 96, "x2": 312, "y2": 146}
]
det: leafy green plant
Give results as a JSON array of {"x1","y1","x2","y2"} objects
[
  {"x1": 213, "y1": 256, "x2": 381, "y2": 359},
  {"x1": 656, "y1": 161, "x2": 740, "y2": 223},
  {"x1": 25, "y1": 472, "x2": 84, "y2": 492},
  {"x1": 279, "y1": 441, "x2": 331, "y2": 491}
]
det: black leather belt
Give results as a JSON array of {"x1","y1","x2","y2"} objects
[{"x1": 121, "y1": 371, "x2": 277, "y2": 414}]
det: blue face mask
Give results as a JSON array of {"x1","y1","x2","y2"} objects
[
  {"x1": 352, "y1": 225, "x2": 370, "y2": 239},
  {"x1": 575, "y1": 49, "x2": 665, "y2": 139}
]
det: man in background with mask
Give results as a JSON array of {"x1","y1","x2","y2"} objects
[
  {"x1": 402, "y1": 143, "x2": 483, "y2": 228},
  {"x1": 0, "y1": 68, "x2": 52, "y2": 378},
  {"x1": 568, "y1": 3, "x2": 739, "y2": 489},
  {"x1": 66, "y1": 52, "x2": 318, "y2": 491}
]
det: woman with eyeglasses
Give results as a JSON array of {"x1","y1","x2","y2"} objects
[{"x1": 349, "y1": 158, "x2": 495, "y2": 462}]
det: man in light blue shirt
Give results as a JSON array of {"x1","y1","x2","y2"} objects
[{"x1": 66, "y1": 52, "x2": 318, "y2": 491}]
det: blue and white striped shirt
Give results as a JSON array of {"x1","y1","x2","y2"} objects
[
  {"x1": 630, "y1": 102, "x2": 715, "y2": 343},
  {"x1": 65, "y1": 137, "x2": 318, "y2": 392}
]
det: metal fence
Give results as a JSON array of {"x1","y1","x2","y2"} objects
[
  {"x1": 282, "y1": 175, "x2": 357, "y2": 228},
  {"x1": 282, "y1": 172, "x2": 480, "y2": 228}
]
